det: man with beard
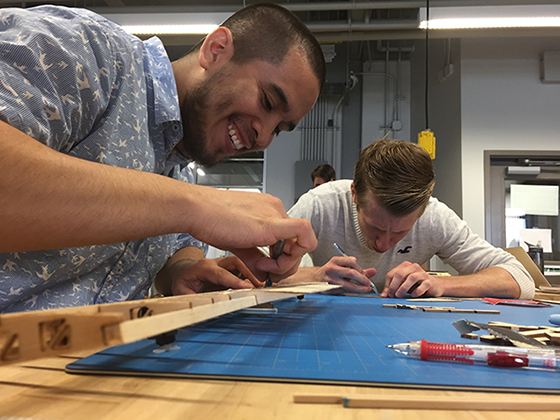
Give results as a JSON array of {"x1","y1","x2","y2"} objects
[{"x1": 0, "y1": 3, "x2": 325, "y2": 312}]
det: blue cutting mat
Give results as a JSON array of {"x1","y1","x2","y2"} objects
[{"x1": 66, "y1": 294, "x2": 560, "y2": 393}]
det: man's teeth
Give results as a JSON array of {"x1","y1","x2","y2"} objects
[{"x1": 228, "y1": 123, "x2": 243, "y2": 150}]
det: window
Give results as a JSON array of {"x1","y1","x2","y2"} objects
[
  {"x1": 485, "y1": 152, "x2": 560, "y2": 269},
  {"x1": 193, "y1": 151, "x2": 264, "y2": 192}
]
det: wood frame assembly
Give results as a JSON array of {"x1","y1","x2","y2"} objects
[{"x1": 0, "y1": 283, "x2": 338, "y2": 366}]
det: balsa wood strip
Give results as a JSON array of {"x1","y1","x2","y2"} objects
[
  {"x1": 293, "y1": 394, "x2": 560, "y2": 411},
  {"x1": 104, "y1": 296, "x2": 258, "y2": 345}
]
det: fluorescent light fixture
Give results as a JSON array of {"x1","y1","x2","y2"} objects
[
  {"x1": 196, "y1": 168, "x2": 206, "y2": 176},
  {"x1": 419, "y1": 5, "x2": 560, "y2": 29},
  {"x1": 123, "y1": 24, "x2": 218, "y2": 35},
  {"x1": 102, "y1": 12, "x2": 231, "y2": 35},
  {"x1": 507, "y1": 166, "x2": 541, "y2": 175}
]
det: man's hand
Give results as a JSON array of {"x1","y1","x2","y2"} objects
[
  {"x1": 279, "y1": 257, "x2": 376, "y2": 293},
  {"x1": 230, "y1": 239, "x2": 307, "y2": 283},
  {"x1": 381, "y1": 261, "x2": 444, "y2": 298},
  {"x1": 320, "y1": 256, "x2": 376, "y2": 292},
  {"x1": 190, "y1": 188, "x2": 318, "y2": 259},
  {"x1": 170, "y1": 256, "x2": 263, "y2": 295}
]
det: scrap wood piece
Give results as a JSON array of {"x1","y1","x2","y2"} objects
[
  {"x1": 483, "y1": 298, "x2": 551, "y2": 307},
  {"x1": 452, "y1": 319, "x2": 546, "y2": 348},
  {"x1": 544, "y1": 331, "x2": 560, "y2": 344},
  {"x1": 487, "y1": 321, "x2": 520, "y2": 330},
  {"x1": 406, "y1": 297, "x2": 464, "y2": 302},
  {"x1": 479, "y1": 334, "x2": 510, "y2": 345},
  {"x1": 535, "y1": 337, "x2": 552, "y2": 345},
  {"x1": 293, "y1": 394, "x2": 560, "y2": 411},
  {"x1": 519, "y1": 329, "x2": 549, "y2": 338},
  {"x1": 538, "y1": 286, "x2": 560, "y2": 294},
  {"x1": 383, "y1": 304, "x2": 499, "y2": 314}
]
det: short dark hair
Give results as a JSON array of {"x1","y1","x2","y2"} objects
[
  {"x1": 191, "y1": 4, "x2": 325, "y2": 90},
  {"x1": 311, "y1": 164, "x2": 336, "y2": 182},
  {"x1": 353, "y1": 139, "x2": 435, "y2": 217}
]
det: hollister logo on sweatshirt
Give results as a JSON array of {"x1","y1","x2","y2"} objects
[{"x1": 397, "y1": 246, "x2": 412, "y2": 254}]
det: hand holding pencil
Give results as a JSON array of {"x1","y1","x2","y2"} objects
[{"x1": 307, "y1": 243, "x2": 377, "y2": 294}]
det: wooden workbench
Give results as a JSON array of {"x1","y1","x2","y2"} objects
[
  {"x1": 0, "y1": 351, "x2": 559, "y2": 420},
  {"x1": 2, "y1": 289, "x2": 560, "y2": 419}
]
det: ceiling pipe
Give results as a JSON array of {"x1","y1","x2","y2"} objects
[
  {"x1": 307, "y1": 20, "x2": 418, "y2": 32},
  {"x1": 85, "y1": 0, "x2": 560, "y2": 15},
  {"x1": 90, "y1": 2, "x2": 430, "y2": 15}
]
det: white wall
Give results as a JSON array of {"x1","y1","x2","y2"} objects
[
  {"x1": 266, "y1": 60, "x2": 412, "y2": 211},
  {"x1": 361, "y1": 60, "x2": 411, "y2": 147},
  {"x1": 461, "y1": 37, "x2": 560, "y2": 237}
]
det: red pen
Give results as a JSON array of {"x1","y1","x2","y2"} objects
[{"x1": 388, "y1": 339, "x2": 560, "y2": 371}]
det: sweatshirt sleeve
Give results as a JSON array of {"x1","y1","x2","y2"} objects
[{"x1": 429, "y1": 200, "x2": 535, "y2": 299}]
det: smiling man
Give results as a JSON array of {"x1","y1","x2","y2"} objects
[
  {"x1": 0, "y1": 4, "x2": 325, "y2": 312},
  {"x1": 284, "y1": 139, "x2": 535, "y2": 300},
  {"x1": 172, "y1": 5, "x2": 322, "y2": 167}
]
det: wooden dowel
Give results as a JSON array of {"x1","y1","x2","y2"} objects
[{"x1": 293, "y1": 394, "x2": 560, "y2": 411}]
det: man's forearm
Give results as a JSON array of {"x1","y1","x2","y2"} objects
[
  {"x1": 1, "y1": 120, "x2": 317, "y2": 255},
  {"x1": 441, "y1": 267, "x2": 521, "y2": 298},
  {"x1": 0, "y1": 121, "x2": 207, "y2": 253}
]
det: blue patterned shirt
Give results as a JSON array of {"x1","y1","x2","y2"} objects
[{"x1": 0, "y1": 6, "x2": 203, "y2": 313}]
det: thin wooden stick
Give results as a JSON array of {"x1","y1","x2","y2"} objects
[
  {"x1": 293, "y1": 394, "x2": 560, "y2": 411},
  {"x1": 104, "y1": 295, "x2": 258, "y2": 345}
]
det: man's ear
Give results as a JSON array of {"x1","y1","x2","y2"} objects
[
  {"x1": 351, "y1": 182, "x2": 357, "y2": 205},
  {"x1": 198, "y1": 27, "x2": 234, "y2": 70}
]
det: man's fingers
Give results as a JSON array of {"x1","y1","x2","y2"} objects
[
  {"x1": 271, "y1": 218, "x2": 317, "y2": 256},
  {"x1": 216, "y1": 273, "x2": 256, "y2": 290},
  {"x1": 334, "y1": 279, "x2": 371, "y2": 293},
  {"x1": 219, "y1": 255, "x2": 263, "y2": 287},
  {"x1": 324, "y1": 263, "x2": 371, "y2": 290},
  {"x1": 384, "y1": 262, "x2": 417, "y2": 297}
]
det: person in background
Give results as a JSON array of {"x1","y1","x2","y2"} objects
[
  {"x1": 284, "y1": 139, "x2": 535, "y2": 299},
  {"x1": 311, "y1": 164, "x2": 336, "y2": 188},
  {"x1": 0, "y1": 3, "x2": 325, "y2": 312}
]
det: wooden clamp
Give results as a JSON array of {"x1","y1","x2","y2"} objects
[{"x1": 0, "y1": 283, "x2": 339, "y2": 366}]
